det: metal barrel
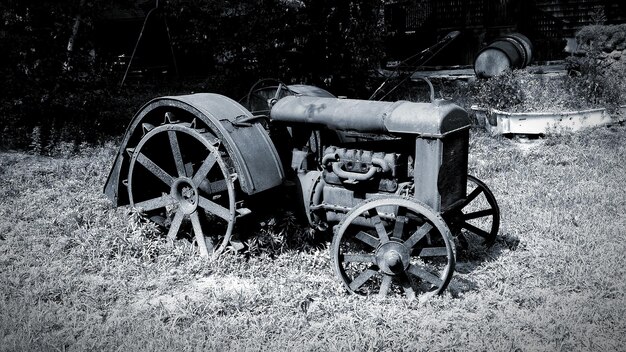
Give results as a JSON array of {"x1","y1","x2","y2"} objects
[{"x1": 474, "y1": 33, "x2": 533, "y2": 79}]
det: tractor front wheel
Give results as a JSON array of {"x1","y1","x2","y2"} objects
[{"x1": 331, "y1": 196, "x2": 456, "y2": 301}]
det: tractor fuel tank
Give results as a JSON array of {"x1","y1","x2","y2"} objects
[{"x1": 270, "y1": 96, "x2": 470, "y2": 138}]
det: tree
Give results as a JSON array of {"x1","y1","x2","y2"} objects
[{"x1": 162, "y1": 0, "x2": 385, "y2": 97}]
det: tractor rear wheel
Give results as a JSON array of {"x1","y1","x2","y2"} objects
[{"x1": 126, "y1": 119, "x2": 236, "y2": 257}]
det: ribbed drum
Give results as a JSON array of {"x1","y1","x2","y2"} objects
[{"x1": 474, "y1": 33, "x2": 533, "y2": 79}]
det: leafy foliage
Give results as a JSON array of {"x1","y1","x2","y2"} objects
[
  {"x1": 0, "y1": 0, "x2": 140, "y2": 151},
  {"x1": 565, "y1": 54, "x2": 624, "y2": 113},
  {"x1": 1, "y1": 0, "x2": 386, "y2": 152},
  {"x1": 576, "y1": 24, "x2": 626, "y2": 53},
  {"x1": 162, "y1": 0, "x2": 385, "y2": 97}
]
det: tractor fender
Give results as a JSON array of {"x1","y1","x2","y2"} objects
[{"x1": 104, "y1": 93, "x2": 284, "y2": 206}]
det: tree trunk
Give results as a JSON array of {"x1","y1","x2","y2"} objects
[{"x1": 64, "y1": 0, "x2": 86, "y2": 71}]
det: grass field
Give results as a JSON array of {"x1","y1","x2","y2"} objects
[{"x1": 1, "y1": 125, "x2": 625, "y2": 351}]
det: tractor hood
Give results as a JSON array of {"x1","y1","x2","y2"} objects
[{"x1": 270, "y1": 96, "x2": 470, "y2": 138}]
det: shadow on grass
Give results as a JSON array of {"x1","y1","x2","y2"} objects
[{"x1": 448, "y1": 231, "x2": 521, "y2": 297}]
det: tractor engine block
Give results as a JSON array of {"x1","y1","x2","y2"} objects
[
  {"x1": 316, "y1": 146, "x2": 410, "y2": 224},
  {"x1": 321, "y1": 146, "x2": 408, "y2": 193}
]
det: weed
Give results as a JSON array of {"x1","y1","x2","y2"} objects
[{"x1": 469, "y1": 65, "x2": 624, "y2": 114}]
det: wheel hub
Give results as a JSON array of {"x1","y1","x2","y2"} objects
[
  {"x1": 376, "y1": 240, "x2": 410, "y2": 275},
  {"x1": 171, "y1": 177, "x2": 199, "y2": 214}
]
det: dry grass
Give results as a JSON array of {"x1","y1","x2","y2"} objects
[{"x1": 1, "y1": 126, "x2": 625, "y2": 351}]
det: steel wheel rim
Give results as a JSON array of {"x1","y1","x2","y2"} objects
[
  {"x1": 127, "y1": 121, "x2": 236, "y2": 257},
  {"x1": 452, "y1": 175, "x2": 500, "y2": 247},
  {"x1": 332, "y1": 196, "x2": 456, "y2": 300}
]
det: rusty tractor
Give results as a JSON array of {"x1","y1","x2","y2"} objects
[{"x1": 104, "y1": 79, "x2": 500, "y2": 300}]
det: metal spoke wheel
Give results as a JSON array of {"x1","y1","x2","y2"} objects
[
  {"x1": 445, "y1": 175, "x2": 500, "y2": 247},
  {"x1": 126, "y1": 119, "x2": 236, "y2": 257},
  {"x1": 332, "y1": 196, "x2": 456, "y2": 301}
]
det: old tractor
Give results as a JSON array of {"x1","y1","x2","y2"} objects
[{"x1": 104, "y1": 80, "x2": 500, "y2": 300}]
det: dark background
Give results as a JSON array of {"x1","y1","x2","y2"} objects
[{"x1": 1, "y1": 0, "x2": 625, "y2": 151}]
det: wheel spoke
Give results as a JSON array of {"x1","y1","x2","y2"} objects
[
  {"x1": 398, "y1": 272, "x2": 416, "y2": 300},
  {"x1": 273, "y1": 84, "x2": 283, "y2": 100},
  {"x1": 349, "y1": 267, "x2": 378, "y2": 291},
  {"x1": 354, "y1": 231, "x2": 379, "y2": 248},
  {"x1": 136, "y1": 152, "x2": 175, "y2": 187},
  {"x1": 461, "y1": 222, "x2": 491, "y2": 239},
  {"x1": 404, "y1": 222, "x2": 433, "y2": 249},
  {"x1": 192, "y1": 154, "x2": 218, "y2": 185},
  {"x1": 460, "y1": 176, "x2": 500, "y2": 246},
  {"x1": 134, "y1": 194, "x2": 176, "y2": 212},
  {"x1": 378, "y1": 275, "x2": 392, "y2": 297},
  {"x1": 370, "y1": 210, "x2": 389, "y2": 243},
  {"x1": 166, "y1": 209, "x2": 185, "y2": 242},
  {"x1": 463, "y1": 209, "x2": 494, "y2": 220},
  {"x1": 407, "y1": 264, "x2": 444, "y2": 288},
  {"x1": 198, "y1": 195, "x2": 231, "y2": 221},
  {"x1": 168, "y1": 130, "x2": 187, "y2": 177},
  {"x1": 462, "y1": 187, "x2": 483, "y2": 207},
  {"x1": 342, "y1": 254, "x2": 376, "y2": 263},
  {"x1": 415, "y1": 247, "x2": 448, "y2": 257},
  {"x1": 190, "y1": 211, "x2": 213, "y2": 256},
  {"x1": 392, "y1": 207, "x2": 407, "y2": 239}
]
